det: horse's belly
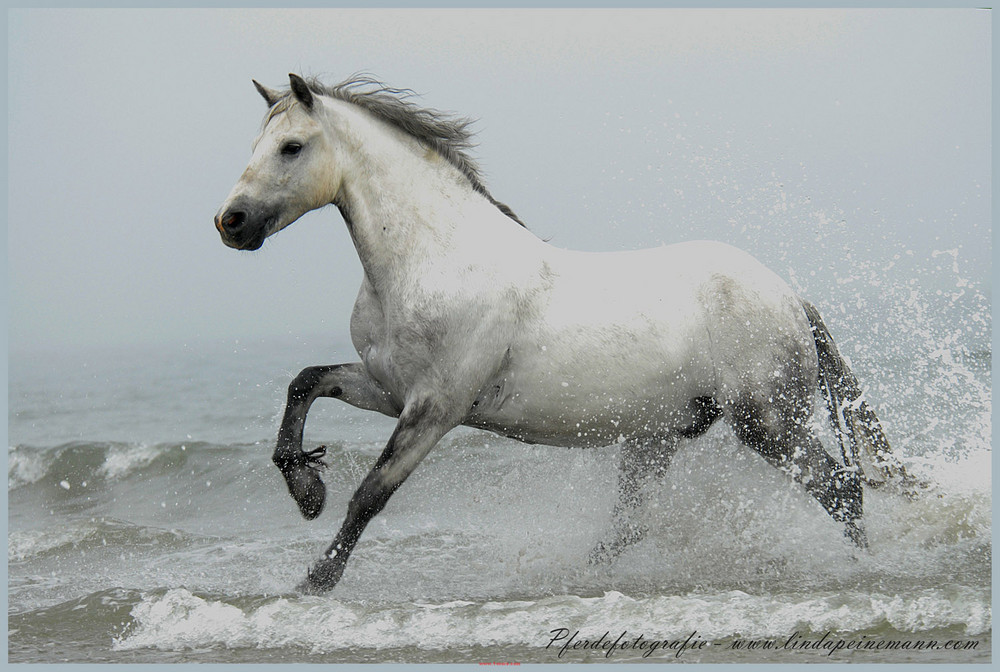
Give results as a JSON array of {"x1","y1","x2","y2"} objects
[
  {"x1": 466, "y1": 330, "x2": 715, "y2": 447},
  {"x1": 468, "y1": 384, "x2": 707, "y2": 447}
]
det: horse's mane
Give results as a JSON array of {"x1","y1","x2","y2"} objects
[{"x1": 268, "y1": 75, "x2": 526, "y2": 228}]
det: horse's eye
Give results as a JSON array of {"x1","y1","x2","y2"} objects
[{"x1": 281, "y1": 142, "x2": 303, "y2": 157}]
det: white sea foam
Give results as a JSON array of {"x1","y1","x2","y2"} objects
[
  {"x1": 8, "y1": 445, "x2": 48, "y2": 488},
  {"x1": 113, "y1": 586, "x2": 990, "y2": 654},
  {"x1": 8, "y1": 526, "x2": 95, "y2": 563},
  {"x1": 98, "y1": 443, "x2": 165, "y2": 480}
]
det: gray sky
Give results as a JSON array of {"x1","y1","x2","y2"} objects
[{"x1": 8, "y1": 8, "x2": 991, "y2": 354}]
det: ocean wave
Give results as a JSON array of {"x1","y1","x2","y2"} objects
[
  {"x1": 8, "y1": 518, "x2": 201, "y2": 563},
  {"x1": 9, "y1": 587, "x2": 143, "y2": 655},
  {"x1": 7, "y1": 441, "x2": 248, "y2": 490},
  {"x1": 111, "y1": 586, "x2": 990, "y2": 654}
]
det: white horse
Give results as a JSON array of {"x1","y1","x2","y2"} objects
[{"x1": 215, "y1": 74, "x2": 909, "y2": 593}]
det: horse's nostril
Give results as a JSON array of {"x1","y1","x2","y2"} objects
[{"x1": 220, "y1": 210, "x2": 248, "y2": 231}]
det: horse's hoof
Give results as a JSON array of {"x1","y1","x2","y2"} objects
[
  {"x1": 589, "y1": 522, "x2": 644, "y2": 564},
  {"x1": 588, "y1": 542, "x2": 615, "y2": 565},
  {"x1": 295, "y1": 576, "x2": 327, "y2": 595},
  {"x1": 899, "y1": 475, "x2": 938, "y2": 501},
  {"x1": 297, "y1": 557, "x2": 343, "y2": 594},
  {"x1": 284, "y1": 465, "x2": 326, "y2": 520},
  {"x1": 844, "y1": 520, "x2": 869, "y2": 549}
]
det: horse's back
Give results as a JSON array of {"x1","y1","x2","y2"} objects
[
  {"x1": 553, "y1": 240, "x2": 815, "y2": 383},
  {"x1": 546, "y1": 239, "x2": 801, "y2": 331}
]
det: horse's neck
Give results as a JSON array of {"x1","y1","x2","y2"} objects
[{"x1": 334, "y1": 110, "x2": 526, "y2": 296}]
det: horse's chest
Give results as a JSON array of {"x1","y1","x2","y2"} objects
[
  {"x1": 352, "y1": 312, "x2": 411, "y2": 392},
  {"x1": 350, "y1": 286, "x2": 476, "y2": 398}
]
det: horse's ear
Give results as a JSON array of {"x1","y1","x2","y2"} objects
[
  {"x1": 288, "y1": 73, "x2": 314, "y2": 111},
  {"x1": 253, "y1": 79, "x2": 281, "y2": 108}
]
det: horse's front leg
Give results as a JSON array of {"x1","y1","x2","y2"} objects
[
  {"x1": 274, "y1": 363, "x2": 399, "y2": 520},
  {"x1": 299, "y1": 398, "x2": 456, "y2": 593}
]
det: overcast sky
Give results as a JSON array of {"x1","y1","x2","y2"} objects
[{"x1": 7, "y1": 8, "x2": 991, "y2": 355}]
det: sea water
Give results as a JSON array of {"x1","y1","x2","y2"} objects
[{"x1": 8, "y1": 304, "x2": 991, "y2": 663}]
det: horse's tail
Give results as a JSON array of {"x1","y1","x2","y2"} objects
[{"x1": 801, "y1": 300, "x2": 912, "y2": 489}]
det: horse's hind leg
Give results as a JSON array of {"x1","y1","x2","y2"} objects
[
  {"x1": 274, "y1": 363, "x2": 398, "y2": 520},
  {"x1": 590, "y1": 436, "x2": 678, "y2": 563},
  {"x1": 727, "y1": 397, "x2": 867, "y2": 547},
  {"x1": 590, "y1": 397, "x2": 723, "y2": 563}
]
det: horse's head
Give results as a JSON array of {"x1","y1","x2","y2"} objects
[{"x1": 215, "y1": 74, "x2": 344, "y2": 251}]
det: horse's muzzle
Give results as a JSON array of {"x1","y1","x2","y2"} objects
[{"x1": 215, "y1": 207, "x2": 266, "y2": 251}]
